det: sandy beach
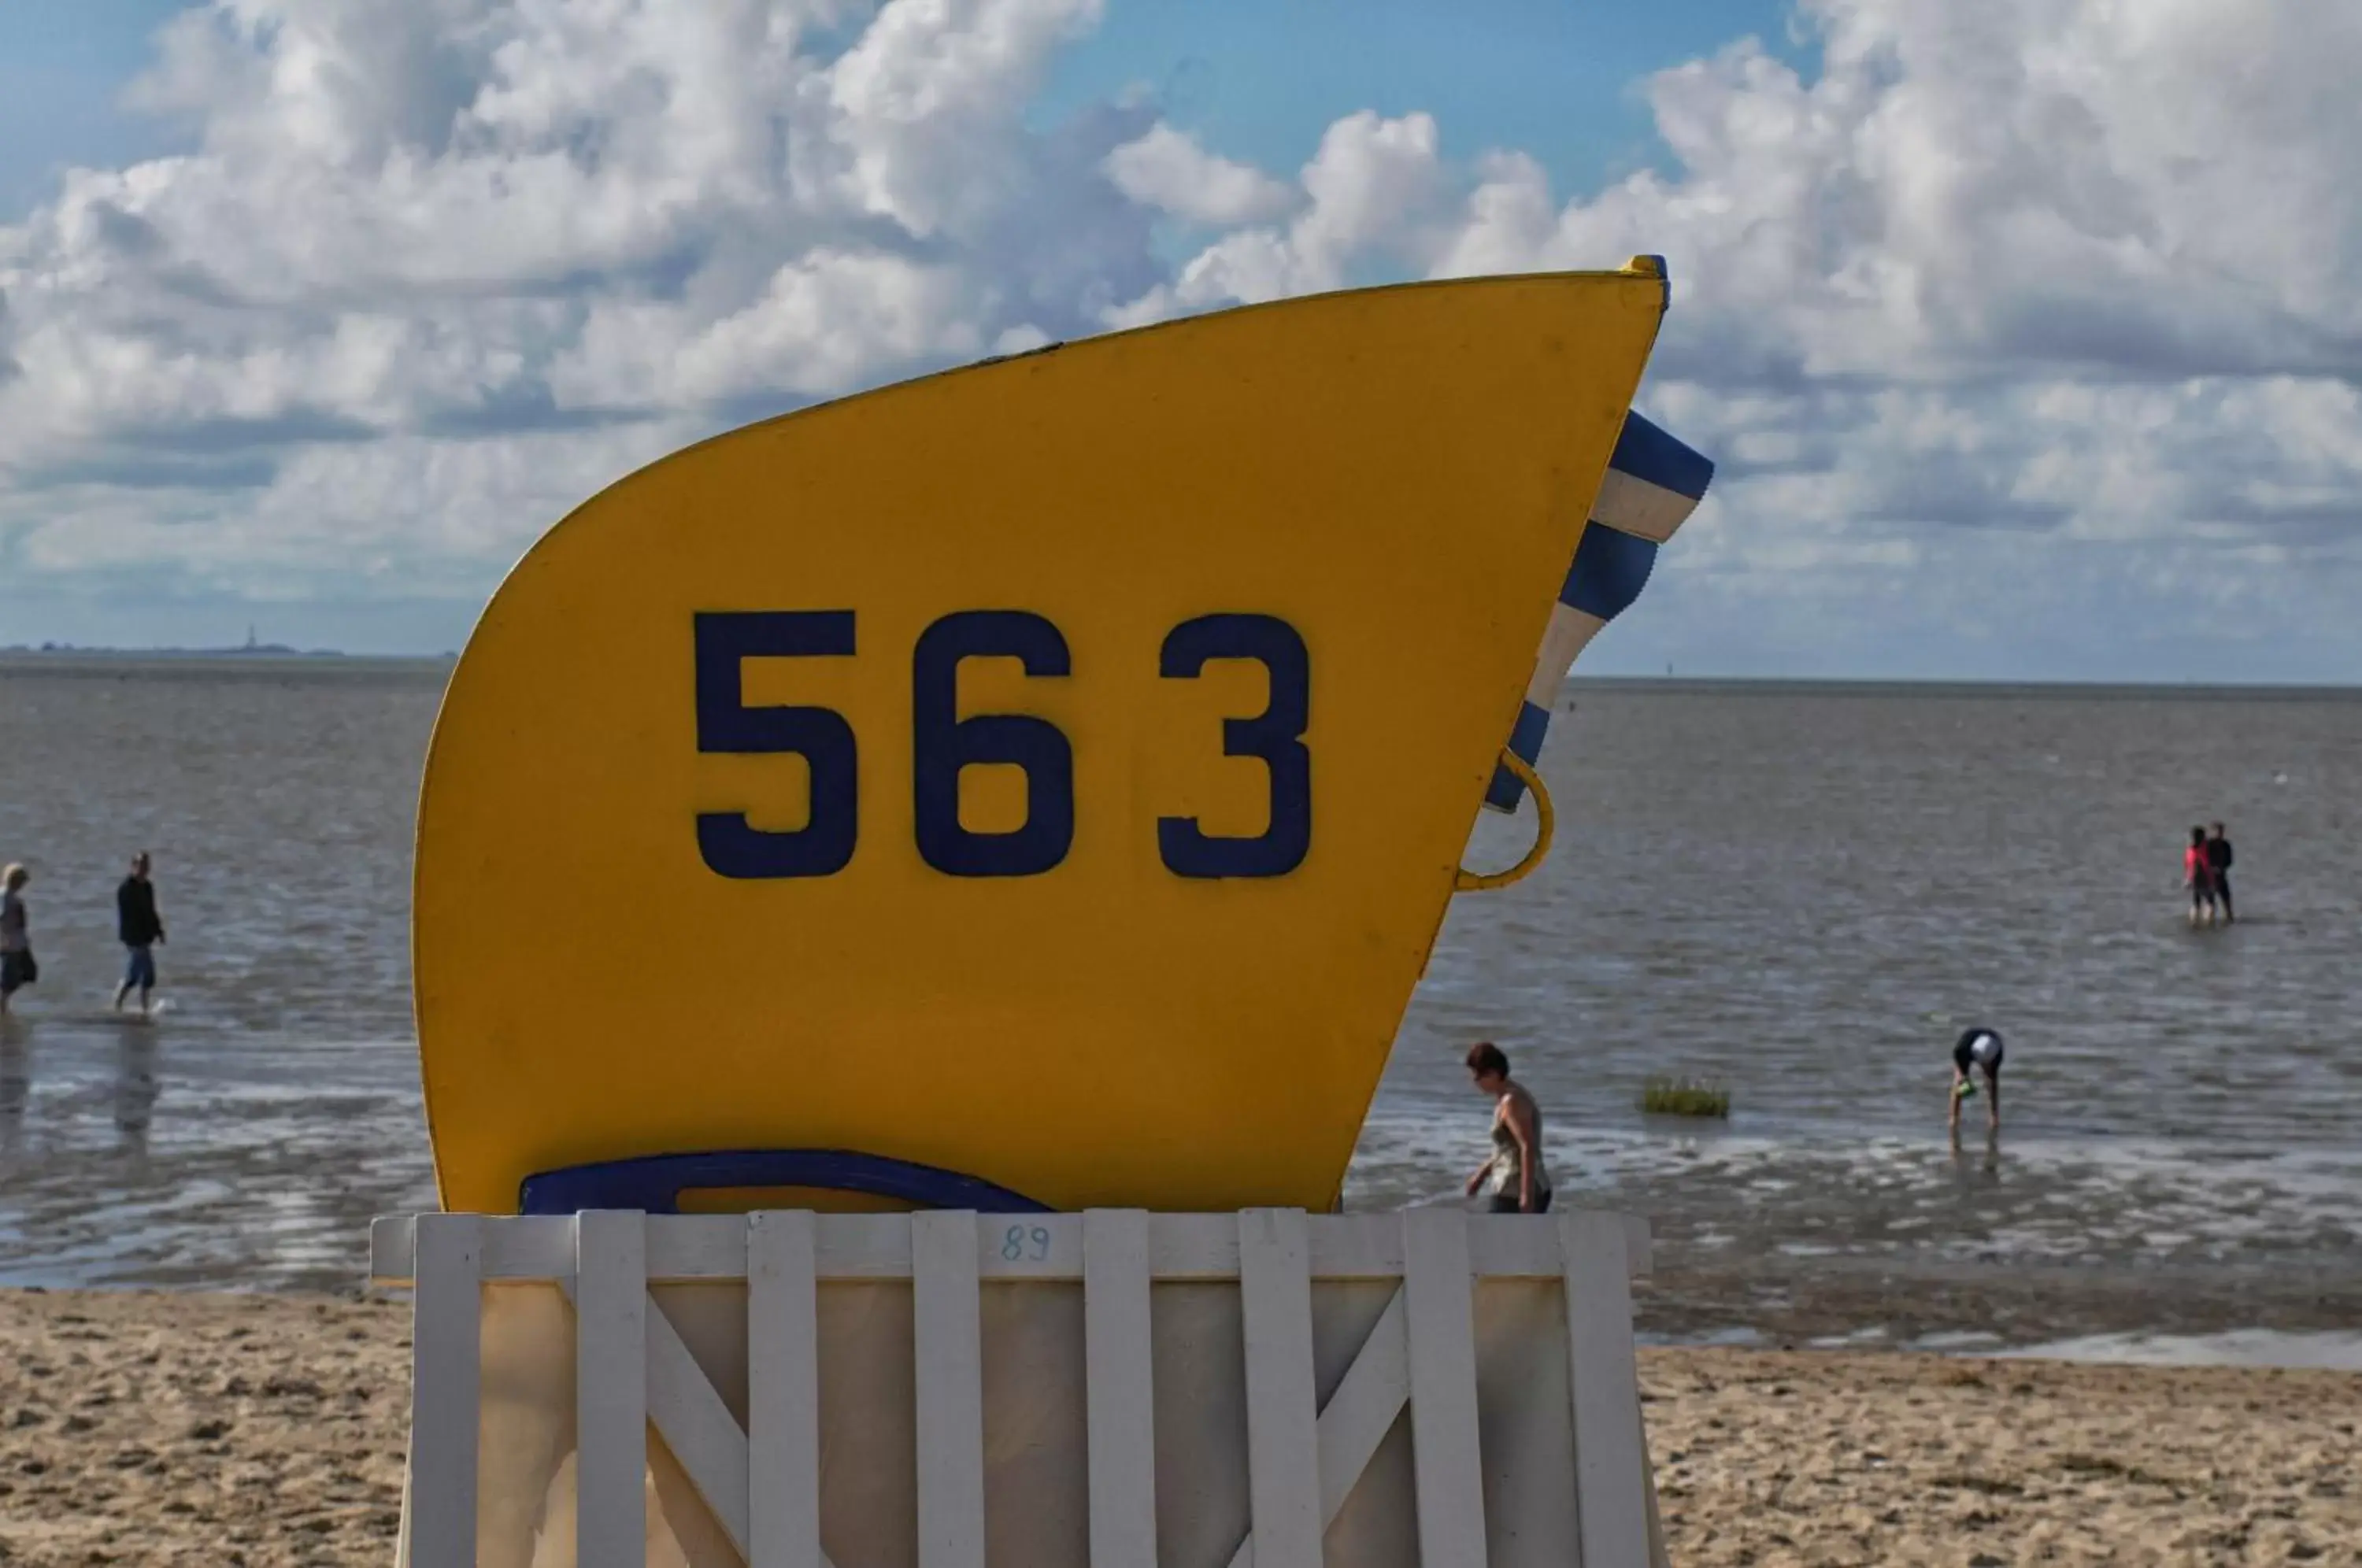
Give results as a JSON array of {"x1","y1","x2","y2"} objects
[{"x1": 2, "y1": 1288, "x2": 2353, "y2": 1566}]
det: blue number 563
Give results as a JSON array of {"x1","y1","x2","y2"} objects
[
  {"x1": 693, "y1": 610, "x2": 858, "y2": 879},
  {"x1": 694, "y1": 608, "x2": 1309, "y2": 880}
]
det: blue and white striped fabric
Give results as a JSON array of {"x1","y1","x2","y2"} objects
[{"x1": 1485, "y1": 411, "x2": 1714, "y2": 812}]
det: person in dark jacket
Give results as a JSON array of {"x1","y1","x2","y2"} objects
[
  {"x1": 113, "y1": 852, "x2": 167, "y2": 1016},
  {"x1": 2205, "y1": 823, "x2": 2234, "y2": 924},
  {"x1": 0, "y1": 864, "x2": 31, "y2": 1015}
]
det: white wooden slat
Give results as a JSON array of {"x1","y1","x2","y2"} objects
[
  {"x1": 1559, "y1": 1210, "x2": 1649, "y2": 1568},
  {"x1": 1402, "y1": 1209, "x2": 1488, "y2": 1568},
  {"x1": 371, "y1": 1210, "x2": 1651, "y2": 1285},
  {"x1": 1237, "y1": 1208, "x2": 1324, "y2": 1568},
  {"x1": 1146, "y1": 1214, "x2": 1238, "y2": 1281},
  {"x1": 911, "y1": 1211, "x2": 987, "y2": 1568},
  {"x1": 549, "y1": 1268, "x2": 757, "y2": 1562},
  {"x1": 1083, "y1": 1209, "x2": 1157, "y2": 1568},
  {"x1": 646, "y1": 1289, "x2": 753, "y2": 1556},
  {"x1": 749, "y1": 1211, "x2": 824, "y2": 1568},
  {"x1": 408, "y1": 1215, "x2": 482, "y2": 1568},
  {"x1": 1222, "y1": 1281, "x2": 1414, "y2": 1568},
  {"x1": 1309, "y1": 1289, "x2": 1409, "y2": 1529},
  {"x1": 576, "y1": 1211, "x2": 649, "y2": 1568}
]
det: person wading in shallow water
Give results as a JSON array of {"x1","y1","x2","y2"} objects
[
  {"x1": 1949, "y1": 1026, "x2": 2004, "y2": 1145},
  {"x1": 114, "y1": 852, "x2": 167, "y2": 1016},
  {"x1": 1462, "y1": 1041, "x2": 1553, "y2": 1213},
  {"x1": 0, "y1": 864, "x2": 34, "y2": 1017},
  {"x1": 2205, "y1": 821, "x2": 2235, "y2": 924},
  {"x1": 2184, "y1": 825, "x2": 2220, "y2": 927}
]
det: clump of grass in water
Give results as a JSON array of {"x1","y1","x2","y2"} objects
[{"x1": 1640, "y1": 1076, "x2": 1731, "y2": 1119}]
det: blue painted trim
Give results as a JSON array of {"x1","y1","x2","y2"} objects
[
  {"x1": 1484, "y1": 700, "x2": 1552, "y2": 812},
  {"x1": 1638, "y1": 253, "x2": 1670, "y2": 314},
  {"x1": 1609, "y1": 412, "x2": 1715, "y2": 501},
  {"x1": 1505, "y1": 697, "x2": 1551, "y2": 765},
  {"x1": 1558, "y1": 524, "x2": 1660, "y2": 622},
  {"x1": 518, "y1": 1149, "x2": 1053, "y2": 1215}
]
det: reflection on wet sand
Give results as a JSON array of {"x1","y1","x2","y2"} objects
[
  {"x1": 113, "y1": 1020, "x2": 157, "y2": 1145},
  {"x1": 1, "y1": 1019, "x2": 27, "y2": 1130},
  {"x1": 1949, "y1": 1135, "x2": 2001, "y2": 1185}
]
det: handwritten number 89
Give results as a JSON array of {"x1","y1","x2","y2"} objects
[
  {"x1": 1001, "y1": 1225, "x2": 1052, "y2": 1261},
  {"x1": 694, "y1": 608, "x2": 1309, "y2": 881}
]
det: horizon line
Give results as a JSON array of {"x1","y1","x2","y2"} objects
[{"x1": 2, "y1": 647, "x2": 2354, "y2": 696}]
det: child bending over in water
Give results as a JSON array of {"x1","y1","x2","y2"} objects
[{"x1": 1949, "y1": 1026, "x2": 2003, "y2": 1143}]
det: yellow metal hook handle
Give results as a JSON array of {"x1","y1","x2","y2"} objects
[{"x1": 1455, "y1": 749, "x2": 1553, "y2": 892}]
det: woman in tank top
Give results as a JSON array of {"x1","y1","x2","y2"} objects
[{"x1": 1461, "y1": 1041, "x2": 1552, "y2": 1213}]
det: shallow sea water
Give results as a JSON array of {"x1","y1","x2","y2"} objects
[{"x1": 2, "y1": 660, "x2": 2356, "y2": 1353}]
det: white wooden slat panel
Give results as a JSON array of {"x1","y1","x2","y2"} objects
[
  {"x1": 1146, "y1": 1213, "x2": 1236, "y2": 1281},
  {"x1": 645, "y1": 1289, "x2": 753, "y2": 1557},
  {"x1": 647, "y1": 1215, "x2": 759, "y2": 1278},
  {"x1": 1237, "y1": 1208, "x2": 1323, "y2": 1568},
  {"x1": 1402, "y1": 1210, "x2": 1488, "y2": 1568},
  {"x1": 749, "y1": 1211, "x2": 824, "y2": 1568},
  {"x1": 1310, "y1": 1289, "x2": 1409, "y2": 1529},
  {"x1": 385, "y1": 1210, "x2": 1660, "y2": 1566},
  {"x1": 812, "y1": 1214, "x2": 916, "y2": 1278},
  {"x1": 576, "y1": 1211, "x2": 649, "y2": 1568},
  {"x1": 370, "y1": 1210, "x2": 1651, "y2": 1285},
  {"x1": 911, "y1": 1211, "x2": 987, "y2": 1568},
  {"x1": 1083, "y1": 1210, "x2": 1157, "y2": 1568},
  {"x1": 979, "y1": 1212, "x2": 1079, "y2": 1278},
  {"x1": 550, "y1": 1268, "x2": 757, "y2": 1561},
  {"x1": 1559, "y1": 1210, "x2": 1648, "y2": 1568},
  {"x1": 1220, "y1": 1286, "x2": 1410, "y2": 1568},
  {"x1": 408, "y1": 1215, "x2": 482, "y2": 1568}
]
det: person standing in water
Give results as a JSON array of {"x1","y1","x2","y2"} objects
[
  {"x1": 1462, "y1": 1041, "x2": 1552, "y2": 1213},
  {"x1": 114, "y1": 852, "x2": 167, "y2": 1016},
  {"x1": 1949, "y1": 1026, "x2": 2003, "y2": 1142},
  {"x1": 2183, "y1": 825, "x2": 2219, "y2": 927},
  {"x1": 2205, "y1": 822, "x2": 2235, "y2": 924},
  {"x1": 0, "y1": 865, "x2": 33, "y2": 1016}
]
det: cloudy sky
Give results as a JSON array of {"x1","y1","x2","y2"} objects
[{"x1": 2, "y1": 1, "x2": 2356, "y2": 679}]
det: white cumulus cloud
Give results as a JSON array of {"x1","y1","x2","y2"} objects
[
  {"x1": 2, "y1": 0, "x2": 2356, "y2": 676},
  {"x1": 1120, "y1": 0, "x2": 2362, "y2": 675},
  {"x1": 1102, "y1": 123, "x2": 1295, "y2": 227}
]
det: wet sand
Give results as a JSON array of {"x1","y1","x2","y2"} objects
[
  {"x1": 1634, "y1": 1256, "x2": 2362, "y2": 1355},
  {"x1": 3, "y1": 1288, "x2": 2354, "y2": 1566}
]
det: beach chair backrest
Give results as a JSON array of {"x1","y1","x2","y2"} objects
[{"x1": 409, "y1": 269, "x2": 1678, "y2": 1222}]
